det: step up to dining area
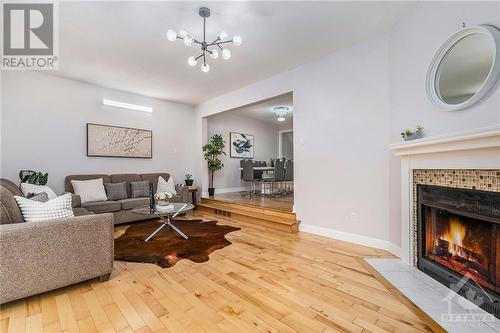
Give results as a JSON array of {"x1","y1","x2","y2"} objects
[{"x1": 197, "y1": 197, "x2": 299, "y2": 233}]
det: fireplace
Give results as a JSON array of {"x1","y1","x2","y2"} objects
[{"x1": 417, "y1": 184, "x2": 500, "y2": 318}]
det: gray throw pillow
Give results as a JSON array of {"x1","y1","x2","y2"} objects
[
  {"x1": 26, "y1": 191, "x2": 49, "y2": 203},
  {"x1": 104, "y1": 182, "x2": 128, "y2": 201},
  {"x1": 130, "y1": 181, "x2": 150, "y2": 198}
]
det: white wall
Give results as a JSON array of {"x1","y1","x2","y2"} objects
[
  {"x1": 387, "y1": 1, "x2": 500, "y2": 247},
  {"x1": 196, "y1": 1, "x2": 500, "y2": 254},
  {"x1": 1, "y1": 71, "x2": 197, "y2": 194},
  {"x1": 197, "y1": 34, "x2": 393, "y2": 248},
  {"x1": 206, "y1": 112, "x2": 279, "y2": 191}
]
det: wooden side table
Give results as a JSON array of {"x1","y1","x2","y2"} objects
[{"x1": 187, "y1": 187, "x2": 198, "y2": 206}]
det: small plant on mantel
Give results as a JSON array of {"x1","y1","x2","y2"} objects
[
  {"x1": 184, "y1": 174, "x2": 194, "y2": 186},
  {"x1": 401, "y1": 125, "x2": 424, "y2": 141}
]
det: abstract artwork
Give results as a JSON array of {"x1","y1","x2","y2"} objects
[
  {"x1": 230, "y1": 132, "x2": 254, "y2": 158},
  {"x1": 87, "y1": 123, "x2": 152, "y2": 158}
]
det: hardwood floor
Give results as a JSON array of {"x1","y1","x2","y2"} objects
[
  {"x1": 203, "y1": 192, "x2": 294, "y2": 212},
  {"x1": 0, "y1": 212, "x2": 444, "y2": 333}
]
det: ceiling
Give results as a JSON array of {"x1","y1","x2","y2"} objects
[
  {"x1": 229, "y1": 93, "x2": 293, "y2": 127},
  {"x1": 53, "y1": 1, "x2": 415, "y2": 105}
]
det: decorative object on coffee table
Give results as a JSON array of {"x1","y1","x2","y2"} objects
[
  {"x1": 202, "y1": 134, "x2": 226, "y2": 196},
  {"x1": 87, "y1": 123, "x2": 152, "y2": 158},
  {"x1": 184, "y1": 174, "x2": 194, "y2": 186},
  {"x1": 401, "y1": 125, "x2": 424, "y2": 141},
  {"x1": 155, "y1": 191, "x2": 173, "y2": 206},
  {"x1": 114, "y1": 218, "x2": 240, "y2": 268}
]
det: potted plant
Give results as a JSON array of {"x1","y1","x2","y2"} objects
[
  {"x1": 401, "y1": 125, "x2": 424, "y2": 141},
  {"x1": 185, "y1": 174, "x2": 194, "y2": 186},
  {"x1": 202, "y1": 134, "x2": 226, "y2": 196}
]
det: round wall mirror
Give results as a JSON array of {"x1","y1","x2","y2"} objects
[{"x1": 426, "y1": 25, "x2": 500, "y2": 111}]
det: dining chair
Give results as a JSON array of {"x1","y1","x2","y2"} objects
[
  {"x1": 241, "y1": 159, "x2": 258, "y2": 195},
  {"x1": 284, "y1": 159, "x2": 294, "y2": 193},
  {"x1": 272, "y1": 158, "x2": 286, "y2": 195}
]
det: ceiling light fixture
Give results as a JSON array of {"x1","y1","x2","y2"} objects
[
  {"x1": 166, "y1": 7, "x2": 242, "y2": 73},
  {"x1": 273, "y1": 106, "x2": 290, "y2": 122}
]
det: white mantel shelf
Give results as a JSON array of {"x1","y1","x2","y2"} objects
[{"x1": 389, "y1": 125, "x2": 500, "y2": 156}]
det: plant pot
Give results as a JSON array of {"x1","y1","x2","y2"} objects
[
  {"x1": 156, "y1": 200, "x2": 170, "y2": 206},
  {"x1": 403, "y1": 132, "x2": 424, "y2": 141},
  {"x1": 208, "y1": 188, "x2": 215, "y2": 196},
  {"x1": 185, "y1": 179, "x2": 194, "y2": 186}
]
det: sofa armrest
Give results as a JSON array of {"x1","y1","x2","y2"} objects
[
  {"x1": 0, "y1": 213, "x2": 114, "y2": 304},
  {"x1": 175, "y1": 185, "x2": 190, "y2": 203}
]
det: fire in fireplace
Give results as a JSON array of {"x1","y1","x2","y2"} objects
[{"x1": 418, "y1": 185, "x2": 500, "y2": 318}]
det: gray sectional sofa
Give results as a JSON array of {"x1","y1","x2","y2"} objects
[
  {"x1": 65, "y1": 173, "x2": 189, "y2": 225},
  {"x1": 0, "y1": 178, "x2": 114, "y2": 304}
]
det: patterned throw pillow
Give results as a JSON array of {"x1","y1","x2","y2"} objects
[
  {"x1": 14, "y1": 193, "x2": 74, "y2": 222},
  {"x1": 130, "y1": 181, "x2": 150, "y2": 198},
  {"x1": 104, "y1": 182, "x2": 128, "y2": 201},
  {"x1": 26, "y1": 191, "x2": 49, "y2": 203}
]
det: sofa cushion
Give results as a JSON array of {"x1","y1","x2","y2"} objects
[
  {"x1": 0, "y1": 183, "x2": 24, "y2": 224},
  {"x1": 130, "y1": 181, "x2": 150, "y2": 198},
  {"x1": 104, "y1": 182, "x2": 128, "y2": 201},
  {"x1": 71, "y1": 178, "x2": 108, "y2": 204},
  {"x1": 81, "y1": 201, "x2": 121, "y2": 214},
  {"x1": 110, "y1": 174, "x2": 141, "y2": 197},
  {"x1": 14, "y1": 193, "x2": 74, "y2": 223},
  {"x1": 140, "y1": 173, "x2": 170, "y2": 193},
  {"x1": 73, "y1": 207, "x2": 94, "y2": 216},
  {"x1": 118, "y1": 198, "x2": 149, "y2": 210},
  {"x1": 65, "y1": 174, "x2": 111, "y2": 193}
]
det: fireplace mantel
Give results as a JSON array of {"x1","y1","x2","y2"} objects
[
  {"x1": 391, "y1": 125, "x2": 500, "y2": 265},
  {"x1": 389, "y1": 125, "x2": 500, "y2": 156}
]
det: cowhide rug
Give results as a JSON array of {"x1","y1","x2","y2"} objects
[{"x1": 114, "y1": 219, "x2": 240, "y2": 268}]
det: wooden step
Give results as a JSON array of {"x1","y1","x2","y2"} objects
[{"x1": 197, "y1": 198, "x2": 299, "y2": 233}]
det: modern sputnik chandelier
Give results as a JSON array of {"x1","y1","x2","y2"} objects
[{"x1": 166, "y1": 7, "x2": 242, "y2": 73}]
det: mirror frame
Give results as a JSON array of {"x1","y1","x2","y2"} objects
[{"x1": 426, "y1": 25, "x2": 500, "y2": 111}]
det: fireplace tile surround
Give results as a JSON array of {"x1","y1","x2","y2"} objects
[{"x1": 412, "y1": 169, "x2": 500, "y2": 265}]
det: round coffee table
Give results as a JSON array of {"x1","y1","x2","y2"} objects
[{"x1": 132, "y1": 203, "x2": 194, "y2": 241}]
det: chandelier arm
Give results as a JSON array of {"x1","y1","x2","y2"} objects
[
  {"x1": 203, "y1": 52, "x2": 206, "y2": 64},
  {"x1": 213, "y1": 40, "x2": 233, "y2": 46},
  {"x1": 193, "y1": 40, "x2": 202, "y2": 45},
  {"x1": 217, "y1": 44, "x2": 223, "y2": 51},
  {"x1": 208, "y1": 37, "x2": 220, "y2": 46},
  {"x1": 195, "y1": 53, "x2": 204, "y2": 61}
]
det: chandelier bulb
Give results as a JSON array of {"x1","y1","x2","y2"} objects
[
  {"x1": 188, "y1": 56, "x2": 197, "y2": 67},
  {"x1": 232, "y1": 35, "x2": 242, "y2": 46},
  {"x1": 210, "y1": 49, "x2": 219, "y2": 59},
  {"x1": 201, "y1": 63, "x2": 210, "y2": 73},
  {"x1": 221, "y1": 48, "x2": 231, "y2": 60},
  {"x1": 184, "y1": 36, "x2": 194, "y2": 46},
  {"x1": 179, "y1": 29, "x2": 188, "y2": 38},
  {"x1": 218, "y1": 31, "x2": 228, "y2": 40},
  {"x1": 166, "y1": 29, "x2": 177, "y2": 42}
]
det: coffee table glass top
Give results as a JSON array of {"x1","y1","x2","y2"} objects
[{"x1": 132, "y1": 203, "x2": 195, "y2": 216}]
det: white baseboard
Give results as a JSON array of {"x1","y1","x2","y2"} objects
[
  {"x1": 201, "y1": 186, "x2": 251, "y2": 197},
  {"x1": 299, "y1": 223, "x2": 401, "y2": 257}
]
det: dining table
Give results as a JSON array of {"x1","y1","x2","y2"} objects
[{"x1": 239, "y1": 166, "x2": 274, "y2": 171}]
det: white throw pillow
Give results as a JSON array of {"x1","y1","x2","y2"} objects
[
  {"x1": 15, "y1": 193, "x2": 74, "y2": 223},
  {"x1": 20, "y1": 183, "x2": 57, "y2": 199},
  {"x1": 71, "y1": 178, "x2": 108, "y2": 203},
  {"x1": 157, "y1": 176, "x2": 177, "y2": 195}
]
